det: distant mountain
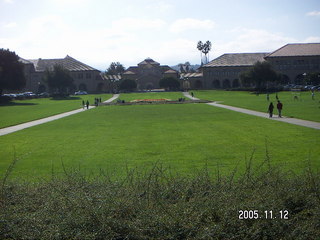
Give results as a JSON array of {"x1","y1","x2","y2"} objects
[{"x1": 171, "y1": 64, "x2": 201, "y2": 73}]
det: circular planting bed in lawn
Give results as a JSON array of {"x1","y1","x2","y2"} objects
[
  {"x1": 130, "y1": 98, "x2": 171, "y2": 103},
  {"x1": 103, "y1": 98, "x2": 211, "y2": 106}
]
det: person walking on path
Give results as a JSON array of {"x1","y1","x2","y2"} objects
[
  {"x1": 86, "y1": 100, "x2": 89, "y2": 109},
  {"x1": 268, "y1": 102, "x2": 274, "y2": 118},
  {"x1": 191, "y1": 92, "x2": 194, "y2": 98},
  {"x1": 82, "y1": 100, "x2": 85, "y2": 109},
  {"x1": 277, "y1": 100, "x2": 283, "y2": 118}
]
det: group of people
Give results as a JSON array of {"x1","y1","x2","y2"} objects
[
  {"x1": 268, "y1": 100, "x2": 283, "y2": 118},
  {"x1": 81, "y1": 98, "x2": 102, "y2": 109},
  {"x1": 94, "y1": 97, "x2": 102, "y2": 107},
  {"x1": 82, "y1": 100, "x2": 90, "y2": 109}
]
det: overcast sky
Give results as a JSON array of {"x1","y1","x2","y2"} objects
[{"x1": 1, "y1": 0, "x2": 320, "y2": 70}]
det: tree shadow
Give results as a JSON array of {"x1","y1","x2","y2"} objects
[
  {"x1": 0, "y1": 102, "x2": 39, "y2": 106},
  {"x1": 50, "y1": 96, "x2": 81, "y2": 101}
]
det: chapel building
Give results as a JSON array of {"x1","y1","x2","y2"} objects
[{"x1": 122, "y1": 58, "x2": 179, "y2": 90}]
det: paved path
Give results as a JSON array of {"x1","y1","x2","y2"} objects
[
  {"x1": 103, "y1": 94, "x2": 119, "y2": 103},
  {"x1": 183, "y1": 92, "x2": 320, "y2": 130},
  {"x1": 0, "y1": 94, "x2": 120, "y2": 136}
]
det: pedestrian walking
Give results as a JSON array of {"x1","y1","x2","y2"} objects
[
  {"x1": 268, "y1": 102, "x2": 274, "y2": 118},
  {"x1": 86, "y1": 100, "x2": 89, "y2": 109},
  {"x1": 82, "y1": 100, "x2": 85, "y2": 109},
  {"x1": 277, "y1": 100, "x2": 283, "y2": 118},
  {"x1": 311, "y1": 90, "x2": 315, "y2": 100},
  {"x1": 191, "y1": 92, "x2": 194, "y2": 98}
]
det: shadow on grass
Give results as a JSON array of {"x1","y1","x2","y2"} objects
[
  {"x1": 50, "y1": 96, "x2": 81, "y2": 101},
  {"x1": 0, "y1": 102, "x2": 38, "y2": 107}
]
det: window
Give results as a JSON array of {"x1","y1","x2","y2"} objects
[{"x1": 78, "y1": 73, "x2": 83, "y2": 79}]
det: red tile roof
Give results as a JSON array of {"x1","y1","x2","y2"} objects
[
  {"x1": 28, "y1": 55, "x2": 98, "y2": 72},
  {"x1": 266, "y1": 43, "x2": 320, "y2": 58},
  {"x1": 203, "y1": 53, "x2": 268, "y2": 67}
]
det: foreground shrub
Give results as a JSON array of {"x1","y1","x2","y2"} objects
[{"x1": 0, "y1": 162, "x2": 319, "y2": 239}]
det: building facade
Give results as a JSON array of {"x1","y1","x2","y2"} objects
[
  {"x1": 20, "y1": 43, "x2": 320, "y2": 93},
  {"x1": 200, "y1": 43, "x2": 320, "y2": 89},
  {"x1": 201, "y1": 53, "x2": 268, "y2": 89},
  {"x1": 265, "y1": 43, "x2": 320, "y2": 84},
  {"x1": 21, "y1": 55, "x2": 104, "y2": 93},
  {"x1": 122, "y1": 58, "x2": 179, "y2": 90}
]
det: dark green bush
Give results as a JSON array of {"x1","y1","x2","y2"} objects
[{"x1": 0, "y1": 162, "x2": 319, "y2": 239}]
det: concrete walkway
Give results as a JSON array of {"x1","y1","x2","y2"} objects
[
  {"x1": 0, "y1": 94, "x2": 120, "y2": 136},
  {"x1": 183, "y1": 92, "x2": 320, "y2": 130},
  {"x1": 103, "y1": 94, "x2": 119, "y2": 103}
]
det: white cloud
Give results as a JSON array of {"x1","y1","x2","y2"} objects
[
  {"x1": 112, "y1": 18, "x2": 166, "y2": 31},
  {"x1": 3, "y1": 22, "x2": 17, "y2": 28},
  {"x1": 170, "y1": 18, "x2": 215, "y2": 33},
  {"x1": 306, "y1": 11, "x2": 320, "y2": 17},
  {"x1": 303, "y1": 36, "x2": 320, "y2": 43},
  {"x1": 49, "y1": 0, "x2": 89, "y2": 6},
  {"x1": 146, "y1": 1, "x2": 174, "y2": 13},
  {"x1": 147, "y1": 38, "x2": 198, "y2": 64},
  {"x1": 3, "y1": 0, "x2": 13, "y2": 3},
  {"x1": 215, "y1": 28, "x2": 297, "y2": 57}
]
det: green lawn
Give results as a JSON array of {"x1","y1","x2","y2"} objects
[
  {"x1": 193, "y1": 90, "x2": 320, "y2": 122},
  {"x1": 1, "y1": 103, "x2": 319, "y2": 179},
  {"x1": 0, "y1": 94, "x2": 112, "y2": 128},
  {"x1": 117, "y1": 91, "x2": 184, "y2": 102}
]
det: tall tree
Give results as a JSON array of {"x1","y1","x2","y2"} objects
[
  {"x1": 178, "y1": 63, "x2": 185, "y2": 73},
  {"x1": 197, "y1": 40, "x2": 212, "y2": 65},
  {"x1": 202, "y1": 41, "x2": 212, "y2": 64},
  {"x1": 197, "y1": 41, "x2": 204, "y2": 65},
  {"x1": 44, "y1": 64, "x2": 74, "y2": 96},
  {"x1": 185, "y1": 62, "x2": 191, "y2": 72},
  {"x1": 119, "y1": 79, "x2": 137, "y2": 92},
  {"x1": 239, "y1": 71, "x2": 253, "y2": 88},
  {"x1": 306, "y1": 72, "x2": 320, "y2": 85},
  {"x1": 0, "y1": 48, "x2": 26, "y2": 95},
  {"x1": 240, "y1": 61, "x2": 278, "y2": 90},
  {"x1": 106, "y1": 62, "x2": 125, "y2": 75},
  {"x1": 159, "y1": 77, "x2": 180, "y2": 91}
]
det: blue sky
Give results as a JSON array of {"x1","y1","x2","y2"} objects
[{"x1": 1, "y1": 0, "x2": 319, "y2": 70}]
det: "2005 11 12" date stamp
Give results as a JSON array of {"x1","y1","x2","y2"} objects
[{"x1": 239, "y1": 210, "x2": 289, "y2": 220}]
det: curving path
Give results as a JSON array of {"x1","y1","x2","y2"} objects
[
  {"x1": 183, "y1": 92, "x2": 320, "y2": 130},
  {"x1": 0, "y1": 94, "x2": 120, "y2": 136}
]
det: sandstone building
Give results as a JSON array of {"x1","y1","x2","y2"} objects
[
  {"x1": 200, "y1": 53, "x2": 268, "y2": 89},
  {"x1": 122, "y1": 58, "x2": 179, "y2": 90},
  {"x1": 21, "y1": 55, "x2": 104, "y2": 93},
  {"x1": 197, "y1": 43, "x2": 320, "y2": 88},
  {"x1": 265, "y1": 43, "x2": 320, "y2": 84},
  {"x1": 20, "y1": 43, "x2": 320, "y2": 93}
]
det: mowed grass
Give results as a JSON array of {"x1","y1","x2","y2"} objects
[
  {"x1": 1, "y1": 103, "x2": 319, "y2": 179},
  {"x1": 193, "y1": 90, "x2": 320, "y2": 122},
  {"x1": 0, "y1": 94, "x2": 112, "y2": 128},
  {"x1": 117, "y1": 91, "x2": 184, "y2": 102}
]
